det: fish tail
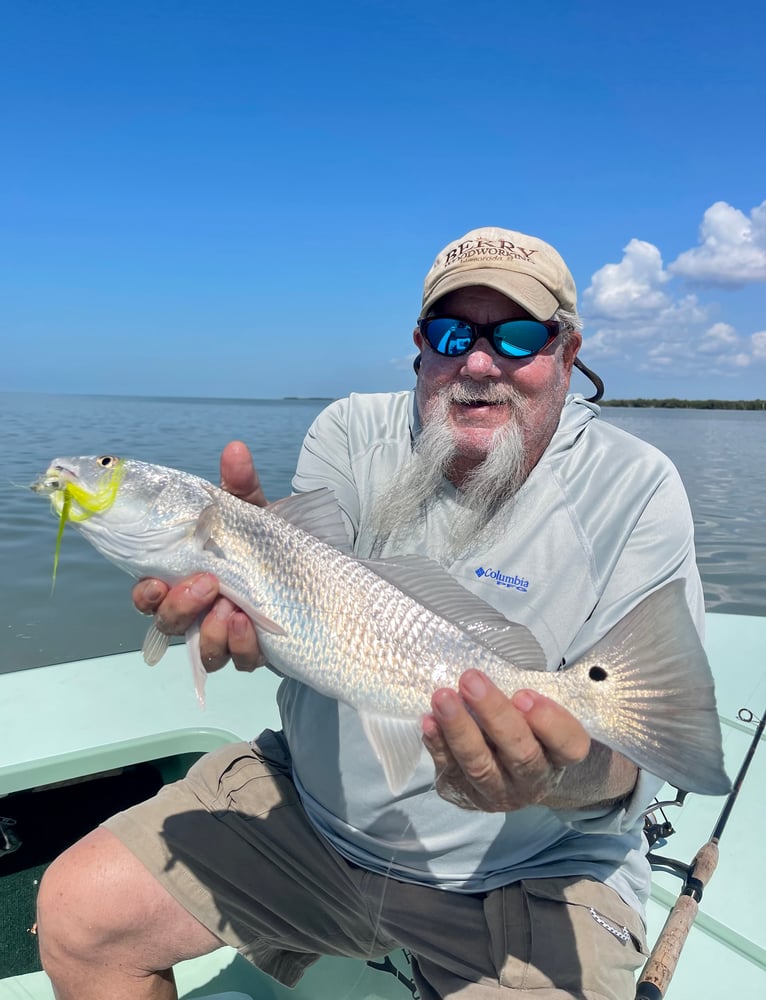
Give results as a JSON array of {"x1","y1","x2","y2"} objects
[{"x1": 572, "y1": 580, "x2": 730, "y2": 796}]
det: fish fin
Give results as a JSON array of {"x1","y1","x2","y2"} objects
[
  {"x1": 573, "y1": 580, "x2": 730, "y2": 796},
  {"x1": 144, "y1": 619, "x2": 207, "y2": 709},
  {"x1": 218, "y1": 584, "x2": 289, "y2": 637},
  {"x1": 142, "y1": 622, "x2": 170, "y2": 666},
  {"x1": 268, "y1": 489, "x2": 353, "y2": 553},
  {"x1": 184, "y1": 622, "x2": 207, "y2": 708},
  {"x1": 362, "y1": 554, "x2": 546, "y2": 669},
  {"x1": 360, "y1": 712, "x2": 425, "y2": 794},
  {"x1": 193, "y1": 504, "x2": 228, "y2": 559}
]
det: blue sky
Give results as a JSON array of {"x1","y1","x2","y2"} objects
[{"x1": 3, "y1": 0, "x2": 765, "y2": 401}]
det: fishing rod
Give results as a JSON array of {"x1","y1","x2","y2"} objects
[{"x1": 635, "y1": 703, "x2": 766, "y2": 1000}]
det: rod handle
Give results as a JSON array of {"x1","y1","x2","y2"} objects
[{"x1": 635, "y1": 842, "x2": 719, "y2": 999}]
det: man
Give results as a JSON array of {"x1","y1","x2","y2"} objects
[{"x1": 37, "y1": 227, "x2": 704, "y2": 1000}]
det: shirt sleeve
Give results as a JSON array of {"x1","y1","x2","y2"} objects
[
  {"x1": 291, "y1": 398, "x2": 361, "y2": 543},
  {"x1": 553, "y1": 768, "x2": 665, "y2": 834},
  {"x1": 564, "y1": 455, "x2": 705, "y2": 663}
]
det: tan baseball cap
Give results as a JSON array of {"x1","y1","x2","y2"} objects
[{"x1": 421, "y1": 226, "x2": 577, "y2": 321}]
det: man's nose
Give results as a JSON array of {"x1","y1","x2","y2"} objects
[{"x1": 460, "y1": 339, "x2": 501, "y2": 379}]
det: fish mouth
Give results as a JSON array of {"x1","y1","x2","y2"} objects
[
  {"x1": 31, "y1": 459, "x2": 126, "y2": 519},
  {"x1": 31, "y1": 457, "x2": 126, "y2": 589},
  {"x1": 30, "y1": 463, "x2": 76, "y2": 496}
]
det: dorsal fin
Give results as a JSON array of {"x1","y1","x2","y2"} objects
[
  {"x1": 268, "y1": 488, "x2": 354, "y2": 554},
  {"x1": 362, "y1": 554, "x2": 546, "y2": 669}
]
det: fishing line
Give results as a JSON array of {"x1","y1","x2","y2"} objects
[{"x1": 335, "y1": 763, "x2": 448, "y2": 1000}]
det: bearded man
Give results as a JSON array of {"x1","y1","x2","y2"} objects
[{"x1": 37, "y1": 227, "x2": 704, "y2": 1000}]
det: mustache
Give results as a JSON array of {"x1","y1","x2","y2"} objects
[{"x1": 444, "y1": 382, "x2": 524, "y2": 406}]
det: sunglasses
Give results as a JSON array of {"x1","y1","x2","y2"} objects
[{"x1": 419, "y1": 316, "x2": 560, "y2": 360}]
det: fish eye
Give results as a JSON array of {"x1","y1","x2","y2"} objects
[
  {"x1": 97, "y1": 455, "x2": 118, "y2": 468},
  {"x1": 589, "y1": 665, "x2": 608, "y2": 682}
]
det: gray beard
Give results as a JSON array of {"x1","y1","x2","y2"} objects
[{"x1": 369, "y1": 383, "x2": 530, "y2": 562}]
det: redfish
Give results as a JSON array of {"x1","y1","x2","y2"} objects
[{"x1": 32, "y1": 455, "x2": 730, "y2": 797}]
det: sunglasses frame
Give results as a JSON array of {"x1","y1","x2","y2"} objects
[{"x1": 418, "y1": 315, "x2": 561, "y2": 360}]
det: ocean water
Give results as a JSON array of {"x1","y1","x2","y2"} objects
[{"x1": 1, "y1": 393, "x2": 764, "y2": 674}]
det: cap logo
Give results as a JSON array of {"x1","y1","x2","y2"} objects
[{"x1": 444, "y1": 238, "x2": 540, "y2": 267}]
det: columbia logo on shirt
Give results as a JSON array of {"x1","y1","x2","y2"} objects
[{"x1": 474, "y1": 566, "x2": 529, "y2": 592}]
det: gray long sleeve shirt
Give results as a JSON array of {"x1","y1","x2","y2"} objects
[{"x1": 277, "y1": 391, "x2": 704, "y2": 916}]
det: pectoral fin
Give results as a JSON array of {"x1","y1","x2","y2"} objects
[
  {"x1": 142, "y1": 621, "x2": 170, "y2": 665},
  {"x1": 218, "y1": 584, "x2": 288, "y2": 637},
  {"x1": 184, "y1": 621, "x2": 208, "y2": 709},
  {"x1": 143, "y1": 619, "x2": 207, "y2": 709}
]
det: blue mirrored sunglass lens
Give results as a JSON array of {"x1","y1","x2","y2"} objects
[
  {"x1": 494, "y1": 320, "x2": 551, "y2": 357},
  {"x1": 424, "y1": 319, "x2": 474, "y2": 356}
]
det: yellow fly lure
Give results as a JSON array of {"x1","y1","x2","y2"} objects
[{"x1": 49, "y1": 459, "x2": 125, "y2": 588}]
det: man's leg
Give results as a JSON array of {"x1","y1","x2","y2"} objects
[
  {"x1": 376, "y1": 874, "x2": 648, "y2": 1000},
  {"x1": 37, "y1": 826, "x2": 224, "y2": 1000},
  {"x1": 36, "y1": 734, "x2": 399, "y2": 999}
]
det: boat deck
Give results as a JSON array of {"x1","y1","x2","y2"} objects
[{"x1": 1, "y1": 613, "x2": 765, "y2": 998}]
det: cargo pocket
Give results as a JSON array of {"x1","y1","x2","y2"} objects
[
  {"x1": 484, "y1": 876, "x2": 648, "y2": 998},
  {"x1": 185, "y1": 731, "x2": 299, "y2": 815}
]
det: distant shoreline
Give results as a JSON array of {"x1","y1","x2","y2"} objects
[
  {"x1": 601, "y1": 399, "x2": 765, "y2": 410},
  {"x1": 1, "y1": 390, "x2": 763, "y2": 411}
]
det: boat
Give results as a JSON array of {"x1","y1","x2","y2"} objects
[{"x1": 1, "y1": 610, "x2": 765, "y2": 999}]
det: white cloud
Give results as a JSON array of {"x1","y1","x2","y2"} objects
[
  {"x1": 668, "y1": 200, "x2": 766, "y2": 286},
  {"x1": 698, "y1": 322, "x2": 739, "y2": 355},
  {"x1": 580, "y1": 203, "x2": 766, "y2": 381},
  {"x1": 583, "y1": 290, "x2": 710, "y2": 363},
  {"x1": 582, "y1": 239, "x2": 670, "y2": 319},
  {"x1": 752, "y1": 331, "x2": 766, "y2": 359}
]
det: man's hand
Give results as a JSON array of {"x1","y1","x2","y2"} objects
[
  {"x1": 131, "y1": 441, "x2": 266, "y2": 674},
  {"x1": 421, "y1": 669, "x2": 597, "y2": 812}
]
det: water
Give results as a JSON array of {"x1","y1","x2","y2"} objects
[
  {"x1": 603, "y1": 407, "x2": 766, "y2": 616},
  {"x1": 1, "y1": 393, "x2": 330, "y2": 672},
  {"x1": 1, "y1": 393, "x2": 764, "y2": 674}
]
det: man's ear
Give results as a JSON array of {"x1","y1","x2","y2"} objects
[
  {"x1": 563, "y1": 329, "x2": 583, "y2": 369},
  {"x1": 412, "y1": 327, "x2": 424, "y2": 374}
]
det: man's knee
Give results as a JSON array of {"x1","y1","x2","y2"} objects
[
  {"x1": 38, "y1": 824, "x2": 224, "y2": 979},
  {"x1": 37, "y1": 827, "x2": 148, "y2": 967}
]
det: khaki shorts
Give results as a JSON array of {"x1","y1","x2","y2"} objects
[{"x1": 104, "y1": 732, "x2": 649, "y2": 1000}]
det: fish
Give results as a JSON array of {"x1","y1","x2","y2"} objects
[{"x1": 31, "y1": 454, "x2": 731, "y2": 797}]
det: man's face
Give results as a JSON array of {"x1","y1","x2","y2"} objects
[{"x1": 413, "y1": 285, "x2": 581, "y2": 485}]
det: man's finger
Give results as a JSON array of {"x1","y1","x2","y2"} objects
[
  {"x1": 457, "y1": 671, "x2": 546, "y2": 776},
  {"x1": 220, "y1": 441, "x2": 268, "y2": 507},
  {"x1": 133, "y1": 578, "x2": 169, "y2": 616},
  {"x1": 197, "y1": 596, "x2": 237, "y2": 673},
  {"x1": 151, "y1": 574, "x2": 219, "y2": 636},
  {"x1": 429, "y1": 687, "x2": 504, "y2": 787},
  {"x1": 460, "y1": 673, "x2": 587, "y2": 774},
  {"x1": 512, "y1": 690, "x2": 591, "y2": 767},
  {"x1": 228, "y1": 611, "x2": 266, "y2": 672}
]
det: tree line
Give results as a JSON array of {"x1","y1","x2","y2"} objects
[{"x1": 601, "y1": 398, "x2": 766, "y2": 410}]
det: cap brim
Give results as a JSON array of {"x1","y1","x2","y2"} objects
[{"x1": 421, "y1": 267, "x2": 559, "y2": 321}]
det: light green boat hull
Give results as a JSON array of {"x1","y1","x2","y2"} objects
[{"x1": 1, "y1": 612, "x2": 765, "y2": 998}]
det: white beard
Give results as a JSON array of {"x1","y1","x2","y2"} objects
[{"x1": 369, "y1": 383, "x2": 530, "y2": 562}]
